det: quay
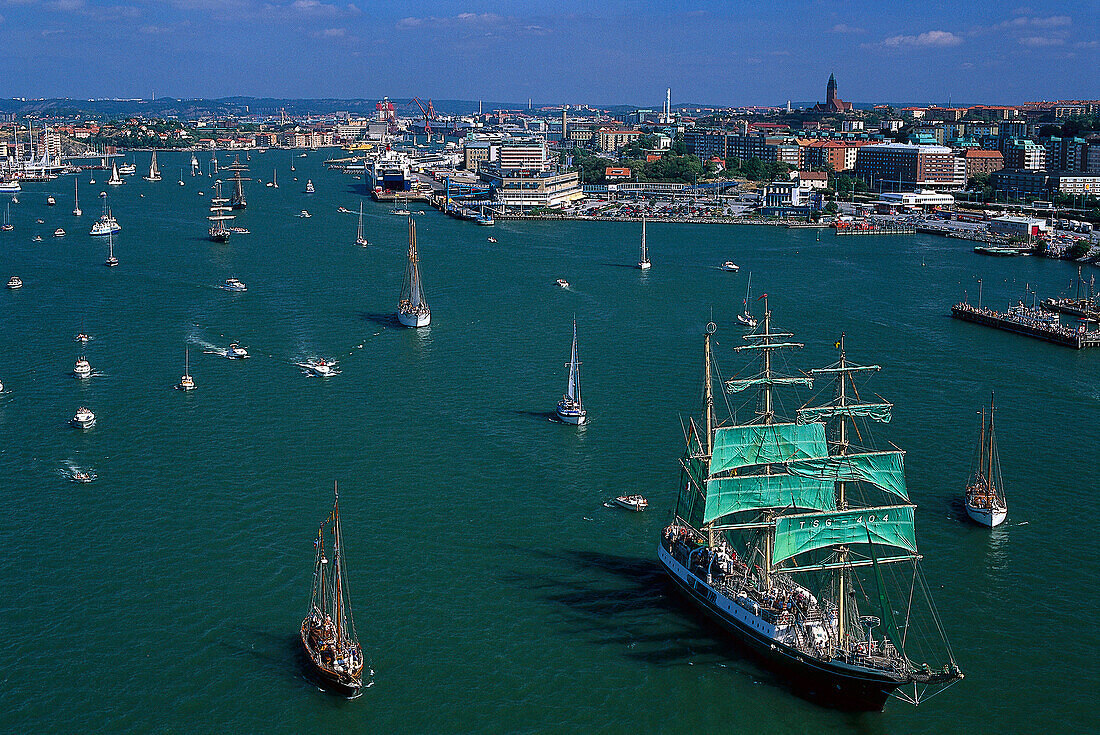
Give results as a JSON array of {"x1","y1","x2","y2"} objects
[
  {"x1": 951, "y1": 302, "x2": 1100, "y2": 349},
  {"x1": 835, "y1": 223, "x2": 916, "y2": 236},
  {"x1": 1041, "y1": 298, "x2": 1100, "y2": 321}
]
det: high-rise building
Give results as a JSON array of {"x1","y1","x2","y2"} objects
[
  {"x1": 1003, "y1": 139, "x2": 1045, "y2": 170},
  {"x1": 854, "y1": 143, "x2": 963, "y2": 191}
]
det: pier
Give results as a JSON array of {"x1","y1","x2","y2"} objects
[
  {"x1": 951, "y1": 302, "x2": 1100, "y2": 349},
  {"x1": 835, "y1": 223, "x2": 916, "y2": 236}
]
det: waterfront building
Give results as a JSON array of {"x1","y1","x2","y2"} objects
[
  {"x1": 811, "y1": 73, "x2": 853, "y2": 113},
  {"x1": 989, "y1": 216, "x2": 1049, "y2": 238},
  {"x1": 874, "y1": 190, "x2": 955, "y2": 212},
  {"x1": 793, "y1": 171, "x2": 828, "y2": 189},
  {"x1": 479, "y1": 166, "x2": 584, "y2": 208},
  {"x1": 854, "y1": 142, "x2": 964, "y2": 191},
  {"x1": 990, "y1": 169, "x2": 1050, "y2": 197},
  {"x1": 463, "y1": 141, "x2": 495, "y2": 171},
  {"x1": 497, "y1": 140, "x2": 548, "y2": 171}
]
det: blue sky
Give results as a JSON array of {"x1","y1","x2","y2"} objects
[{"x1": 0, "y1": 0, "x2": 1096, "y2": 105}]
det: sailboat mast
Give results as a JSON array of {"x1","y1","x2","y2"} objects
[
  {"x1": 835, "y1": 334, "x2": 849, "y2": 645},
  {"x1": 641, "y1": 217, "x2": 647, "y2": 262},
  {"x1": 333, "y1": 483, "x2": 343, "y2": 641},
  {"x1": 703, "y1": 325, "x2": 714, "y2": 454},
  {"x1": 987, "y1": 392, "x2": 995, "y2": 495},
  {"x1": 762, "y1": 299, "x2": 773, "y2": 423}
]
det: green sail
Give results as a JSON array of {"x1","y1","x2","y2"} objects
[
  {"x1": 725, "y1": 375, "x2": 814, "y2": 393},
  {"x1": 704, "y1": 473, "x2": 836, "y2": 523},
  {"x1": 772, "y1": 505, "x2": 917, "y2": 565},
  {"x1": 795, "y1": 402, "x2": 893, "y2": 425},
  {"x1": 709, "y1": 423, "x2": 828, "y2": 476},
  {"x1": 786, "y1": 451, "x2": 909, "y2": 501}
]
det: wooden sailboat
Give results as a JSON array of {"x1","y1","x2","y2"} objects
[
  {"x1": 207, "y1": 181, "x2": 234, "y2": 243},
  {"x1": 144, "y1": 150, "x2": 161, "y2": 181},
  {"x1": 355, "y1": 202, "x2": 368, "y2": 247},
  {"x1": 555, "y1": 318, "x2": 586, "y2": 425},
  {"x1": 397, "y1": 216, "x2": 430, "y2": 327},
  {"x1": 964, "y1": 392, "x2": 1008, "y2": 528},
  {"x1": 301, "y1": 484, "x2": 368, "y2": 696},
  {"x1": 637, "y1": 216, "x2": 651, "y2": 270},
  {"x1": 737, "y1": 272, "x2": 758, "y2": 327}
]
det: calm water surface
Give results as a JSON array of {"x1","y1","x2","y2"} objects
[{"x1": 0, "y1": 151, "x2": 1095, "y2": 733}]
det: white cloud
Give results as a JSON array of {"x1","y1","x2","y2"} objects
[
  {"x1": 830, "y1": 23, "x2": 864, "y2": 34},
  {"x1": 316, "y1": 26, "x2": 344, "y2": 36},
  {"x1": 1003, "y1": 15, "x2": 1071, "y2": 29},
  {"x1": 882, "y1": 30, "x2": 962, "y2": 48},
  {"x1": 1018, "y1": 36, "x2": 1064, "y2": 47}
]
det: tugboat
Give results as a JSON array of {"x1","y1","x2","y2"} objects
[
  {"x1": 659, "y1": 319, "x2": 963, "y2": 711},
  {"x1": 555, "y1": 318, "x2": 586, "y2": 425},
  {"x1": 396, "y1": 217, "x2": 430, "y2": 328},
  {"x1": 301, "y1": 484, "x2": 370, "y2": 696},
  {"x1": 964, "y1": 392, "x2": 1008, "y2": 528}
]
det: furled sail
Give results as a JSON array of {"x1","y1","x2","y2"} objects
[
  {"x1": 704, "y1": 473, "x2": 836, "y2": 523},
  {"x1": 725, "y1": 375, "x2": 814, "y2": 393},
  {"x1": 786, "y1": 451, "x2": 909, "y2": 501},
  {"x1": 709, "y1": 422, "x2": 828, "y2": 475},
  {"x1": 772, "y1": 505, "x2": 917, "y2": 565},
  {"x1": 795, "y1": 402, "x2": 893, "y2": 425}
]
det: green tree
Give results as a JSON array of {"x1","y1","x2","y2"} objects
[{"x1": 1068, "y1": 240, "x2": 1091, "y2": 259}]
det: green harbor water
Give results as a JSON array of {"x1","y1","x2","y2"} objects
[{"x1": 0, "y1": 150, "x2": 1096, "y2": 733}]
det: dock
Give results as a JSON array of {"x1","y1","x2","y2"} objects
[
  {"x1": 834, "y1": 223, "x2": 916, "y2": 236},
  {"x1": 951, "y1": 302, "x2": 1100, "y2": 349}
]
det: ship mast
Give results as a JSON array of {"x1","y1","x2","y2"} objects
[
  {"x1": 333, "y1": 481, "x2": 343, "y2": 642},
  {"x1": 836, "y1": 334, "x2": 850, "y2": 645}
]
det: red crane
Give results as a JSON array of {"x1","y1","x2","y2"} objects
[{"x1": 412, "y1": 97, "x2": 431, "y2": 136}]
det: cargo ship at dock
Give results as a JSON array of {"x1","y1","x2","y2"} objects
[{"x1": 366, "y1": 149, "x2": 412, "y2": 196}]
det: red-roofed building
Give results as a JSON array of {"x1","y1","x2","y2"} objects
[
  {"x1": 605, "y1": 167, "x2": 631, "y2": 180},
  {"x1": 959, "y1": 148, "x2": 1004, "y2": 179}
]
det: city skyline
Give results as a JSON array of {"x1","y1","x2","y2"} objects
[{"x1": 0, "y1": 1, "x2": 1096, "y2": 105}]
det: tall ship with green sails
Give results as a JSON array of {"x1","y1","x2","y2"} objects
[{"x1": 659, "y1": 304, "x2": 963, "y2": 710}]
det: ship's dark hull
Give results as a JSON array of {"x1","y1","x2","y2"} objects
[
  {"x1": 300, "y1": 636, "x2": 362, "y2": 697},
  {"x1": 659, "y1": 549, "x2": 904, "y2": 711}
]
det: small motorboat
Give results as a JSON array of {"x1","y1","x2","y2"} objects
[
  {"x1": 226, "y1": 342, "x2": 249, "y2": 359},
  {"x1": 338, "y1": 207, "x2": 351, "y2": 213},
  {"x1": 487, "y1": 237, "x2": 497, "y2": 243},
  {"x1": 298, "y1": 210, "x2": 312, "y2": 218},
  {"x1": 305, "y1": 180, "x2": 315, "y2": 194},
  {"x1": 71, "y1": 470, "x2": 95, "y2": 483},
  {"x1": 719, "y1": 261, "x2": 740, "y2": 272},
  {"x1": 76, "y1": 332, "x2": 90, "y2": 343},
  {"x1": 612, "y1": 494, "x2": 649, "y2": 512},
  {"x1": 98, "y1": 191, "x2": 107, "y2": 198},
  {"x1": 46, "y1": 195, "x2": 56, "y2": 206},
  {"x1": 556, "y1": 279, "x2": 569, "y2": 289},
  {"x1": 35, "y1": 218, "x2": 45, "y2": 224},
  {"x1": 222, "y1": 277, "x2": 247, "y2": 292},
  {"x1": 53, "y1": 227, "x2": 65, "y2": 237},
  {"x1": 298, "y1": 358, "x2": 337, "y2": 377},
  {"x1": 6, "y1": 276, "x2": 22, "y2": 289},
  {"x1": 73, "y1": 357, "x2": 92, "y2": 379},
  {"x1": 32, "y1": 235, "x2": 42, "y2": 242},
  {"x1": 70, "y1": 406, "x2": 96, "y2": 429}
]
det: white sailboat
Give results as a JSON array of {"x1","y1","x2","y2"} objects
[
  {"x1": 176, "y1": 347, "x2": 195, "y2": 391},
  {"x1": 638, "y1": 216, "x2": 651, "y2": 270},
  {"x1": 107, "y1": 161, "x2": 123, "y2": 185},
  {"x1": 191, "y1": 153, "x2": 199, "y2": 176},
  {"x1": 355, "y1": 202, "x2": 368, "y2": 247},
  {"x1": 556, "y1": 318, "x2": 586, "y2": 425},
  {"x1": 104, "y1": 230, "x2": 118, "y2": 267},
  {"x1": 73, "y1": 178, "x2": 82, "y2": 216},
  {"x1": 737, "y1": 272, "x2": 758, "y2": 328},
  {"x1": 965, "y1": 392, "x2": 1008, "y2": 528},
  {"x1": 144, "y1": 150, "x2": 161, "y2": 181},
  {"x1": 397, "y1": 216, "x2": 430, "y2": 328}
]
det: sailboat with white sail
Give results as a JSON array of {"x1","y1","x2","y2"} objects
[
  {"x1": 638, "y1": 216, "x2": 651, "y2": 270},
  {"x1": 555, "y1": 318, "x2": 586, "y2": 425},
  {"x1": 659, "y1": 316, "x2": 963, "y2": 710},
  {"x1": 190, "y1": 153, "x2": 199, "y2": 176},
  {"x1": 737, "y1": 272, "x2": 758, "y2": 328},
  {"x1": 144, "y1": 151, "x2": 161, "y2": 181},
  {"x1": 964, "y1": 392, "x2": 1008, "y2": 528},
  {"x1": 355, "y1": 202, "x2": 368, "y2": 247},
  {"x1": 73, "y1": 178, "x2": 82, "y2": 216},
  {"x1": 104, "y1": 230, "x2": 118, "y2": 267},
  {"x1": 397, "y1": 216, "x2": 430, "y2": 328},
  {"x1": 107, "y1": 161, "x2": 124, "y2": 185}
]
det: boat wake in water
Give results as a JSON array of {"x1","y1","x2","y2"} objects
[{"x1": 59, "y1": 461, "x2": 97, "y2": 483}]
